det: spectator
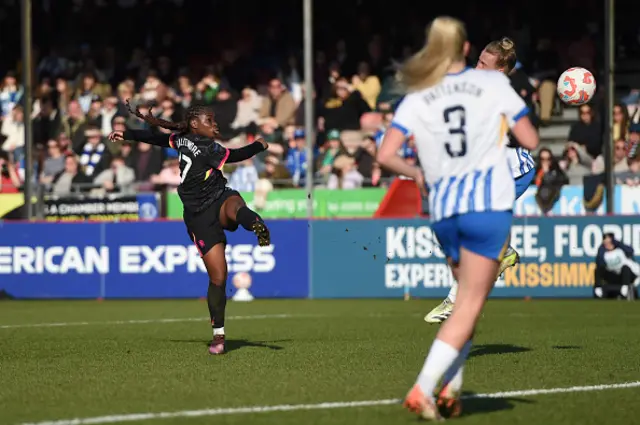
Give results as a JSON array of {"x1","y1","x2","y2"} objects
[
  {"x1": 294, "y1": 84, "x2": 318, "y2": 128},
  {"x1": 559, "y1": 142, "x2": 593, "y2": 185},
  {"x1": 174, "y1": 73, "x2": 194, "y2": 109},
  {"x1": 258, "y1": 78, "x2": 296, "y2": 144},
  {"x1": 75, "y1": 72, "x2": 100, "y2": 114},
  {"x1": 352, "y1": 61, "x2": 381, "y2": 110},
  {"x1": 321, "y1": 61, "x2": 342, "y2": 100},
  {"x1": 286, "y1": 129, "x2": 309, "y2": 187},
  {"x1": 232, "y1": 87, "x2": 261, "y2": 133},
  {"x1": 593, "y1": 139, "x2": 629, "y2": 174},
  {"x1": 100, "y1": 96, "x2": 121, "y2": 137},
  {"x1": 613, "y1": 103, "x2": 630, "y2": 142},
  {"x1": 62, "y1": 100, "x2": 87, "y2": 145},
  {"x1": 327, "y1": 155, "x2": 364, "y2": 190},
  {"x1": 140, "y1": 70, "x2": 167, "y2": 104},
  {"x1": 116, "y1": 82, "x2": 136, "y2": 116},
  {"x1": 195, "y1": 67, "x2": 221, "y2": 105},
  {"x1": 568, "y1": 104, "x2": 602, "y2": 159},
  {"x1": 92, "y1": 155, "x2": 136, "y2": 194},
  {"x1": 0, "y1": 72, "x2": 23, "y2": 118},
  {"x1": 253, "y1": 178, "x2": 274, "y2": 211},
  {"x1": 40, "y1": 140, "x2": 66, "y2": 185},
  {"x1": 316, "y1": 129, "x2": 347, "y2": 181},
  {"x1": 111, "y1": 116, "x2": 128, "y2": 136},
  {"x1": 32, "y1": 97, "x2": 62, "y2": 148},
  {"x1": 85, "y1": 95, "x2": 104, "y2": 128},
  {"x1": 534, "y1": 148, "x2": 568, "y2": 214},
  {"x1": 353, "y1": 135, "x2": 377, "y2": 186},
  {"x1": 131, "y1": 140, "x2": 164, "y2": 182},
  {"x1": 318, "y1": 77, "x2": 370, "y2": 152},
  {"x1": 56, "y1": 132, "x2": 73, "y2": 155},
  {"x1": 260, "y1": 154, "x2": 291, "y2": 189},
  {"x1": 150, "y1": 158, "x2": 182, "y2": 191},
  {"x1": 626, "y1": 124, "x2": 640, "y2": 159},
  {"x1": 280, "y1": 55, "x2": 303, "y2": 105},
  {"x1": 55, "y1": 78, "x2": 72, "y2": 116},
  {"x1": 119, "y1": 141, "x2": 135, "y2": 169},
  {"x1": 594, "y1": 233, "x2": 639, "y2": 300},
  {"x1": 51, "y1": 154, "x2": 91, "y2": 195},
  {"x1": 78, "y1": 127, "x2": 111, "y2": 178},
  {"x1": 125, "y1": 100, "x2": 151, "y2": 131},
  {"x1": 0, "y1": 151, "x2": 21, "y2": 193},
  {"x1": 228, "y1": 158, "x2": 259, "y2": 192},
  {"x1": 1, "y1": 105, "x2": 25, "y2": 162},
  {"x1": 157, "y1": 98, "x2": 179, "y2": 124},
  {"x1": 211, "y1": 85, "x2": 239, "y2": 142},
  {"x1": 615, "y1": 155, "x2": 640, "y2": 186},
  {"x1": 33, "y1": 78, "x2": 57, "y2": 117}
]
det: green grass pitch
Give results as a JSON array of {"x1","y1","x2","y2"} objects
[{"x1": 1, "y1": 299, "x2": 639, "y2": 425}]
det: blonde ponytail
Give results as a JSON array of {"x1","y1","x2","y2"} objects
[{"x1": 399, "y1": 17, "x2": 467, "y2": 92}]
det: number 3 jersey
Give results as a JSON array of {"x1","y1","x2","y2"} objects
[
  {"x1": 391, "y1": 68, "x2": 529, "y2": 222},
  {"x1": 169, "y1": 133, "x2": 230, "y2": 215}
]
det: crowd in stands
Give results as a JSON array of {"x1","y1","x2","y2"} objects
[
  {"x1": 0, "y1": 0, "x2": 639, "y2": 217},
  {"x1": 535, "y1": 103, "x2": 640, "y2": 186}
]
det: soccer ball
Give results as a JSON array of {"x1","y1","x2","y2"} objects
[{"x1": 557, "y1": 67, "x2": 596, "y2": 105}]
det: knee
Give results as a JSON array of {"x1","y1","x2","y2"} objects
[{"x1": 209, "y1": 272, "x2": 227, "y2": 286}]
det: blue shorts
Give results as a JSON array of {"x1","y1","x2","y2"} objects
[
  {"x1": 432, "y1": 211, "x2": 512, "y2": 264},
  {"x1": 515, "y1": 169, "x2": 535, "y2": 200}
]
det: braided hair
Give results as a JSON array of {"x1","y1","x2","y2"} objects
[{"x1": 125, "y1": 99, "x2": 212, "y2": 134}]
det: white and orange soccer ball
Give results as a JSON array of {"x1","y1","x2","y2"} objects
[{"x1": 557, "y1": 67, "x2": 596, "y2": 105}]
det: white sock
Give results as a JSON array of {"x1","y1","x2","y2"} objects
[
  {"x1": 447, "y1": 283, "x2": 458, "y2": 303},
  {"x1": 416, "y1": 339, "x2": 459, "y2": 398},
  {"x1": 441, "y1": 340, "x2": 473, "y2": 392},
  {"x1": 213, "y1": 327, "x2": 225, "y2": 336}
]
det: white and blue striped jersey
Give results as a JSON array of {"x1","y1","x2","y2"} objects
[
  {"x1": 391, "y1": 68, "x2": 529, "y2": 222},
  {"x1": 507, "y1": 146, "x2": 535, "y2": 178}
]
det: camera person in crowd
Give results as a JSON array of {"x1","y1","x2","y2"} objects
[{"x1": 594, "y1": 233, "x2": 640, "y2": 300}]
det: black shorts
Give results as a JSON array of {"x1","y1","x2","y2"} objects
[{"x1": 184, "y1": 188, "x2": 240, "y2": 257}]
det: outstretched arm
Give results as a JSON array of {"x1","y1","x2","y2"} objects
[
  {"x1": 205, "y1": 139, "x2": 269, "y2": 170},
  {"x1": 108, "y1": 130, "x2": 174, "y2": 148},
  {"x1": 227, "y1": 140, "x2": 268, "y2": 163}
]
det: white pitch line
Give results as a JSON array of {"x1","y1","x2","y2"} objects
[
  {"x1": 0, "y1": 312, "x2": 412, "y2": 330},
  {"x1": 0, "y1": 314, "x2": 305, "y2": 330},
  {"x1": 15, "y1": 381, "x2": 640, "y2": 425}
]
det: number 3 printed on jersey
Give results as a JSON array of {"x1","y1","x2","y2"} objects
[
  {"x1": 443, "y1": 105, "x2": 467, "y2": 157},
  {"x1": 178, "y1": 153, "x2": 192, "y2": 184}
]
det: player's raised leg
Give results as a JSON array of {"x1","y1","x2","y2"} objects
[
  {"x1": 497, "y1": 243, "x2": 519, "y2": 277},
  {"x1": 497, "y1": 167, "x2": 534, "y2": 277},
  {"x1": 201, "y1": 243, "x2": 229, "y2": 355},
  {"x1": 220, "y1": 195, "x2": 270, "y2": 247}
]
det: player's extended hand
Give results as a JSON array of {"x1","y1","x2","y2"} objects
[
  {"x1": 108, "y1": 131, "x2": 124, "y2": 142},
  {"x1": 255, "y1": 137, "x2": 269, "y2": 151}
]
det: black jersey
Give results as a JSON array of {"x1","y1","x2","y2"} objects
[
  {"x1": 168, "y1": 133, "x2": 230, "y2": 214},
  {"x1": 123, "y1": 129, "x2": 265, "y2": 216}
]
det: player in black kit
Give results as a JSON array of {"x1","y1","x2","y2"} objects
[{"x1": 108, "y1": 100, "x2": 270, "y2": 355}]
